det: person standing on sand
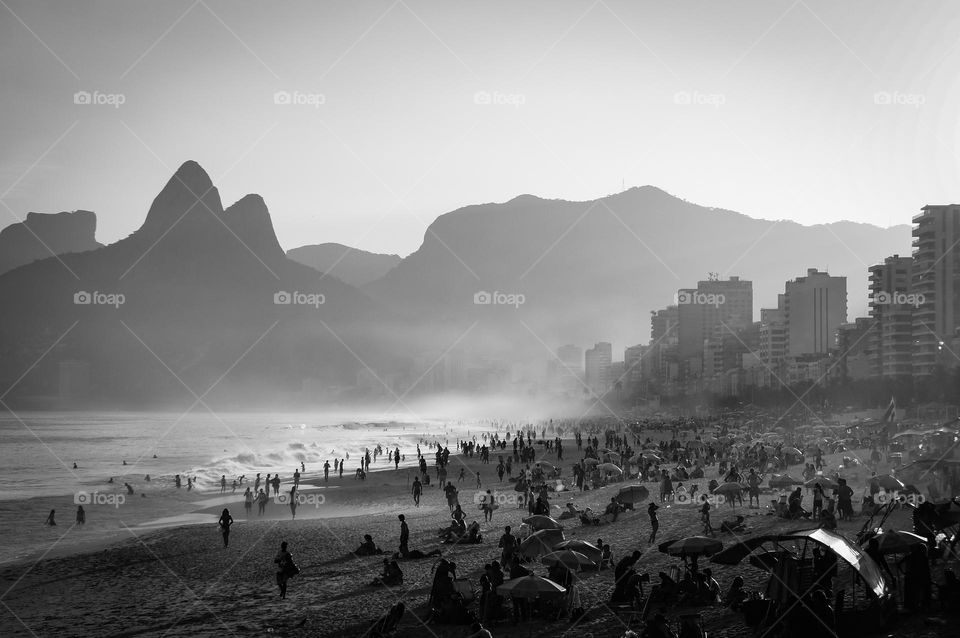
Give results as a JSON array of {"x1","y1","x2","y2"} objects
[
  {"x1": 412, "y1": 477, "x2": 422, "y2": 507},
  {"x1": 272, "y1": 474, "x2": 281, "y2": 496},
  {"x1": 274, "y1": 541, "x2": 296, "y2": 599},
  {"x1": 476, "y1": 472, "x2": 482, "y2": 489},
  {"x1": 76, "y1": 505, "x2": 85, "y2": 526},
  {"x1": 339, "y1": 460, "x2": 344, "y2": 478},
  {"x1": 258, "y1": 489, "x2": 268, "y2": 516},
  {"x1": 220, "y1": 475, "x2": 226, "y2": 493},
  {"x1": 244, "y1": 487, "x2": 253, "y2": 516},
  {"x1": 398, "y1": 514, "x2": 410, "y2": 557},
  {"x1": 255, "y1": 473, "x2": 261, "y2": 495},
  {"x1": 45, "y1": 509, "x2": 56, "y2": 526},
  {"x1": 289, "y1": 487, "x2": 298, "y2": 519},
  {"x1": 218, "y1": 508, "x2": 234, "y2": 547},
  {"x1": 324, "y1": 461, "x2": 330, "y2": 482}
]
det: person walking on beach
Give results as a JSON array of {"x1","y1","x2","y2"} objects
[
  {"x1": 274, "y1": 541, "x2": 296, "y2": 599},
  {"x1": 339, "y1": 460, "x2": 344, "y2": 479},
  {"x1": 244, "y1": 487, "x2": 253, "y2": 516},
  {"x1": 45, "y1": 509, "x2": 56, "y2": 526},
  {"x1": 76, "y1": 505, "x2": 85, "y2": 526},
  {"x1": 412, "y1": 476, "x2": 422, "y2": 507},
  {"x1": 218, "y1": 508, "x2": 234, "y2": 547},
  {"x1": 398, "y1": 514, "x2": 410, "y2": 557},
  {"x1": 324, "y1": 461, "x2": 330, "y2": 482},
  {"x1": 220, "y1": 475, "x2": 226, "y2": 493},
  {"x1": 648, "y1": 502, "x2": 659, "y2": 544}
]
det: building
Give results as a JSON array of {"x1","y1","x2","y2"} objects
[
  {"x1": 756, "y1": 296, "x2": 788, "y2": 387},
  {"x1": 623, "y1": 344, "x2": 645, "y2": 396},
  {"x1": 784, "y1": 269, "x2": 847, "y2": 356},
  {"x1": 911, "y1": 205, "x2": 960, "y2": 376},
  {"x1": 676, "y1": 275, "x2": 753, "y2": 373},
  {"x1": 584, "y1": 342, "x2": 612, "y2": 395},
  {"x1": 868, "y1": 254, "x2": 914, "y2": 377},
  {"x1": 837, "y1": 318, "x2": 877, "y2": 381}
]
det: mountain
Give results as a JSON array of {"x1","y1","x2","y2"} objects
[
  {"x1": 287, "y1": 243, "x2": 401, "y2": 287},
  {"x1": 0, "y1": 210, "x2": 102, "y2": 276},
  {"x1": 365, "y1": 186, "x2": 911, "y2": 352},
  {"x1": 0, "y1": 161, "x2": 393, "y2": 407}
]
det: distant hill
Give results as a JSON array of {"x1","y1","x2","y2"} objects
[
  {"x1": 365, "y1": 186, "x2": 911, "y2": 350},
  {"x1": 0, "y1": 162, "x2": 392, "y2": 406},
  {"x1": 0, "y1": 210, "x2": 102, "y2": 275},
  {"x1": 287, "y1": 243, "x2": 400, "y2": 287}
]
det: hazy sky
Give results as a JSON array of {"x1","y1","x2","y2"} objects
[{"x1": 1, "y1": 1, "x2": 958, "y2": 256}]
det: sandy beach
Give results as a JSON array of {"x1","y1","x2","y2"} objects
[{"x1": 0, "y1": 435, "x2": 951, "y2": 638}]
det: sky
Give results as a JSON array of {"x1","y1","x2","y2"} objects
[{"x1": 1, "y1": 0, "x2": 958, "y2": 257}]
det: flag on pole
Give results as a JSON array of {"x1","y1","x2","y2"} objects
[{"x1": 881, "y1": 396, "x2": 896, "y2": 430}]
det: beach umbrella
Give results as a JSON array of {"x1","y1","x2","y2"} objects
[
  {"x1": 658, "y1": 536, "x2": 723, "y2": 557},
  {"x1": 582, "y1": 458, "x2": 600, "y2": 466},
  {"x1": 616, "y1": 484, "x2": 650, "y2": 504},
  {"x1": 598, "y1": 463, "x2": 623, "y2": 474},
  {"x1": 541, "y1": 550, "x2": 595, "y2": 570},
  {"x1": 552, "y1": 540, "x2": 603, "y2": 562},
  {"x1": 536, "y1": 461, "x2": 556, "y2": 471},
  {"x1": 497, "y1": 575, "x2": 566, "y2": 599},
  {"x1": 782, "y1": 447, "x2": 802, "y2": 456},
  {"x1": 873, "y1": 530, "x2": 926, "y2": 555},
  {"x1": 805, "y1": 476, "x2": 838, "y2": 490},
  {"x1": 519, "y1": 529, "x2": 565, "y2": 557},
  {"x1": 714, "y1": 482, "x2": 743, "y2": 495},
  {"x1": 522, "y1": 515, "x2": 563, "y2": 531},
  {"x1": 875, "y1": 475, "x2": 905, "y2": 491}
]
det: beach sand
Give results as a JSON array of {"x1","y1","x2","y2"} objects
[{"x1": 0, "y1": 441, "x2": 947, "y2": 638}]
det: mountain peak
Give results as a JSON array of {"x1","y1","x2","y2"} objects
[{"x1": 135, "y1": 161, "x2": 224, "y2": 241}]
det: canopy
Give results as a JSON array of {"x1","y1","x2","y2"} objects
[{"x1": 711, "y1": 528, "x2": 889, "y2": 600}]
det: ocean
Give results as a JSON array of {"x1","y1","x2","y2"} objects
[{"x1": 0, "y1": 410, "x2": 478, "y2": 501}]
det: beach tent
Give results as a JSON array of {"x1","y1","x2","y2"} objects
[{"x1": 711, "y1": 528, "x2": 890, "y2": 601}]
